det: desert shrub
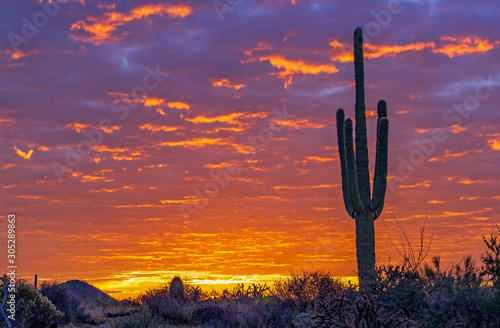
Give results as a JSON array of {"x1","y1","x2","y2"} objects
[
  {"x1": 228, "y1": 283, "x2": 271, "y2": 299},
  {"x1": 142, "y1": 294, "x2": 191, "y2": 324},
  {"x1": 192, "y1": 301, "x2": 238, "y2": 327},
  {"x1": 420, "y1": 255, "x2": 500, "y2": 327},
  {"x1": 111, "y1": 310, "x2": 163, "y2": 328},
  {"x1": 314, "y1": 293, "x2": 415, "y2": 328},
  {"x1": 481, "y1": 225, "x2": 500, "y2": 290},
  {"x1": 293, "y1": 311, "x2": 316, "y2": 328},
  {"x1": 0, "y1": 281, "x2": 63, "y2": 328},
  {"x1": 222, "y1": 297, "x2": 294, "y2": 328},
  {"x1": 273, "y1": 270, "x2": 349, "y2": 312},
  {"x1": 373, "y1": 262, "x2": 428, "y2": 319},
  {"x1": 185, "y1": 284, "x2": 205, "y2": 302}
]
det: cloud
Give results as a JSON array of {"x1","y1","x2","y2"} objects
[
  {"x1": 161, "y1": 137, "x2": 229, "y2": 149},
  {"x1": 211, "y1": 78, "x2": 247, "y2": 90},
  {"x1": 139, "y1": 124, "x2": 180, "y2": 132},
  {"x1": 143, "y1": 97, "x2": 165, "y2": 107},
  {"x1": 13, "y1": 145, "x2": 34, "y2": 159},
  {"x1": 143, "y1": 98, "x2": 189, "y2": 110},
  {"x1": 260, "y1": 55, "x2": 338, "y2": 76},
  {"x1": 244, "y1": 54, "x2": 338, "y2": 89},
  {"x1": 487, "y1": 138, "x2": 500, "y2": 151},
  {"x1": 272, "y1": 184, "x2": 334, "y2": 190},
  {"x1": 433, "y1": 36, "x2": 498, "y2": 57},
  {"x1": 167, "y1": 101, "x2": 190, "y2": 110},
  {"x1": 71, "y1": 171, "x2": 114, "y2": 183},
  {"x1": 70, "y1": 3, "x2": 193, "y2": 44},
  {"x1": 65, "y1": 122, "x2": 121, "y2": 134},
  {"x1": 329, "y1": 36, "x2": 497, "y2": 61},
  {"x1": 364, "y1": 42, "x2": 436, "y2": 59},
  {"x1": 272, "y1": 117, "x2": 325, "y2": 129},
  {"x1": 304, "y1": 156, "x2": 335, "y2": 163},
  {"x1": 185, "y1": 112, "x2": 245, "y2": 125}
]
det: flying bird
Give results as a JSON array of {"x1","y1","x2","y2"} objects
[{"x1": 13, "y1": 145, "x2": 34, "y2": 159}]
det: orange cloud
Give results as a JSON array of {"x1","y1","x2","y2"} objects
[
  {"x1": 13, "y1": 145, "x2": 33, "y2": 159},
  {"x1": 305, "y1": 156, "x2": 335, "y2": 163},
  {"x1": 450, "y1": 125, "x2": 467, "y2": 134},
  {"x1": 256, "y1": 55, "x2": 338, "y2": 89},
  {"x1": 144, "y1": 97, "x2": 165, "y2": 107},
  {"x1": 211, "y1": 78, "x2": 247, "y2": 90},
  {"x1": 91, "y1": 145, "x2": 143, "y2": 161},
  {"x1": 260, "y1": 55, "x2": 339, "y2": 76},
  {"x1": 139, "y1": 124, "x2": 180, "y2": 132},
  {"x1": 205, "y1": 127, "x2": 246, "y2": 134},
  {"x1": 71, "y1": 171, "x2": 113, "y2": 183},
  {"x1": 273, "y1": 117, "x2": 325, "y2": 129},
  {"x1": 156, "y1": 108, "x2": 167, "y2": 116},
  {"x1": 204, "y1": 162, "x2": 237, "y2": 169},
  {"x1": 272, "y1": 184, "x2": 334, "y2": 190},
  {"x1": 0, "y1": 117, "x2": 15, "y2": 124},
  {"x1": 37, "y1": 145, "x2": 50, "y2": 151},
  {"x1": 397, "y1": 181, "x2": 431, "y2": 189},
  {"x1": 329, "y1": 39, "x2": 353, "y2": 62},
  {"x1": 93, "y1": 145, "x2": 129, "y2": 153},
  {"x1": 329, "y1": 36, "x2": 496, "y2": 61},
  {"x1": 161, "y1": 137, "x2": 226, "y2": 148},
  {"x1": 70, "y1": 3, "x2": 192, "y2": 43},
  {"x1": 364, "y1": 42, "x2": 436, "y2": 59},
  {"x1": 457, "y1": 178, "x2": 493, "y2": 184},
  {"x1": 143, "y1": 98, "x2": 189, "y2": 110},
  {"x1": 433, "y1": 36, "x2": 497, "y2": 57},
  {"x1": 488, "y1": 139, "x2": 500, "y2": 151},
  {"x1": 89, "y1": 188, "x2": 118, "y2": 193},
  {"x1": 186, "y1": 112, "x2": 245, "y2": 125},
  {"x1": 159, "y1": 199, "x2": 193, "y2": 204},
  {"x1": 313, "y1": 207, "x2": 335, "y2": 211},
  {"x1": 429, "y1": 149, "x2": 482, "y2": 162},
  {"x1": 112, "y1": 152, "x2": 143, "y2": 161},
  {"x1": 137, "y1": 163, "x2": 168, "y2": 172},
  {"x1": 330, "y1": 39, "x2": 436, "y2": 61},
  {"x1": 65, "y1": 122, "x2": 121, "y2": 134},
  {"x1": 167, "y1": 101, "x2": 190, "y2": 110}
]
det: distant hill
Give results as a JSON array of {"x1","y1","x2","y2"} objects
[{"x1": 60, "y1": 280, "x2": 118, "y2": 306}]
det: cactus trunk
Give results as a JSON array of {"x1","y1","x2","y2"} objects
[
  {"x1": 355, "y1": 210, "x2": 376, "y2": 288},
  {"x1": 335, "y1": 27, "x2": 389, "y2": 292}
]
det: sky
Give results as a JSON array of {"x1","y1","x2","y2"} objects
[{"x1": 1, "y1": 0, "x2": 500, "y2": 300}]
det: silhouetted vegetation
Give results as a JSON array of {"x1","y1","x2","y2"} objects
[{"x1": 2, "y1": 227, "x2": 500, "y2": 327}]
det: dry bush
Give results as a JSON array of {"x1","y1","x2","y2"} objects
[
  {"x1": 273, "y1": 270, "x2": 351, "y2": 312},
  {"x1": 314, "y1": 293, "x2": 415, "y2": 328}
]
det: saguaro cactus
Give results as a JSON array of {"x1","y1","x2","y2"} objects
[
  {"x1": 336, "y1": 27, "x2": 389, "y2": 289},
  {"x1": 169, "y1": 276, "x2": 185, "y2": 300}
]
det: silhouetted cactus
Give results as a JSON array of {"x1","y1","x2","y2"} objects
[
  {"x1": 169, "y1": 277, "x2": 185, "y2": 300},
  {"x1": 336, "y1": 27, "x2": 389, "y2": 290}
]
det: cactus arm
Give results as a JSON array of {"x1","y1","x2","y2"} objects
[
  {"x1": 336, "y1": 109, "x2": 354, "y2": 218},
  {"x1": 372, "y1": 100, "x2": 387, "y2": 200},
  {"x1": 371, "y1": 117, "x2": 389, "y2": 219},
  {"x1": 344, "y1": 118, "x2": 364, "y2": 214},
  {"x1": 353, "y1": 27, "x2": 371, "y2": 207}
]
